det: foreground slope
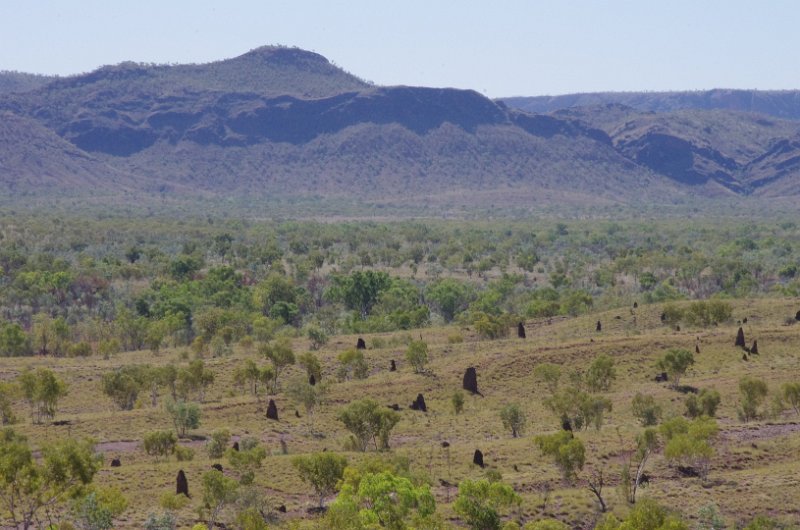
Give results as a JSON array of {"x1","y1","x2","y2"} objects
[{"x1": 6, "y1": 298, "x2": 800, "y2": 528}]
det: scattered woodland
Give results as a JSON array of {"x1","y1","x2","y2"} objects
[{"x1": 0, "y1": 212, "x2": 799, "y2": 529}]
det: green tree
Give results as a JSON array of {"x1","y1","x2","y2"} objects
[
  {"x1": 0, "y1": 382, "x2": 17, "y2": 425},
  {"x1": 453, "y1": 478, "x2": 521, "y2": 530},
  {"x1": 738, "y1": 376, "x2": 768, "y2": 422},
  {"x1": 177, "y1": 360, "x2": 215, "y2": 402},
  {"x1": 425, "y1": 278, "x2": 473, "y2": 322},
  {"x1": 585, "y1": 354, "x2": 616, "y2": 392},
  {"x1": 500, "y1": 403, "x2": 527, "y2": 438},
  {"x1": 328, "y1": 270, "x2": 392, "y2": 319},
  {"x1": 207, "y1": 429, "x2": 231, "y2": 459},
  {"x1": 260, "y1": 338, "x2": 295, "y2": 390},
  {"x1": 405, "y1": 340, "x2": 429, "y2": 374},
  {"x1": 200, "y1": 469, "x2": 239, "y2": 530},
  {"x1": 631, "y1": 393, "x2": 662, "y2": 426},
  {"x1": 595, "y1": 498, "x2": 688, "y2": 530},
  {"x1": 292, "y1": 452, "x2": 348, "y2": 508},
  {"x1": 534, "y1": 431, "x2": 586, "y2": 483},
  {"x1": 287, "y1": 376, "x2": 329, "y2": 432},
  {"x1": 781, "y1": 382, "x2": 800, "y2": 414},
  {"x1": 102, "y1": 365, "x2": 151, "y2": 410},
  {"x1": 297, "y1": 351, "x2": 323, "y2": 382},
  {"x1": 533, "y1": 363, "x2": 561, "y2": 394},
  {"x1": 0, "y1": 322, "x2": 32, "y2": 357},
  {"x1": 165, "y1": 400, "x2": 201, "y2": 438},
  {"x1": 227, "y1": 439, "x2": 267, "y2": 485},
  {"x1": 17, "y1": 368, "x2": 68, "y2": 423},
  {"x1": 327, "y1": 468, "x2": 436, "y2": 530},
  {"x1": 685, "y1": 388, "x2": 721, "y2": 418},
  {"x1": 337, "y1": 348, "x2": 369, "y2": 381},
  {"x1": 656, "y1": 348, "x2": 695, "y2": 389},
  {"x1": 543, "y1": 388, "x2": 611, "y2": 431},
  {"x1": 620, "y1": 428, "x2": 658, "y2": 504},
  {"x1": 452, "y1": 391, "x2": 465, "y2": 415},
  {"x1": 0, "y1": 428, "x2": 101, "y2": 530},
  {"x1": 143, "y1": 430, "x2": 177, "y2": 461},
  {"x1": 338, "y1": 399, "x2": 400, "y2": 452},
  {"x1": 305, "y1": 325, "x2": 328, "y2": 350},
  {"x1": 661, "y1": 417, "x2": 718, "y2": 480},
  {"x1": 70, "y1": 487, "x2": 128, "y2": 530}
]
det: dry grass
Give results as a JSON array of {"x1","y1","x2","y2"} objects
[{"x1": 4, "y1": 297, "x2": 800, "y2": 528}]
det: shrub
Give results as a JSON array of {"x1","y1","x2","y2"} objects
[
  {"x1": 143, "y1": 430, "x2": 177, "y2": 461},
  {"x1": 452, "y1": 391, "x2": 465, "y2": 414},
  {"x1": 534, "y1": 431, "x2": 585, "y2": 483},
  {"x1": 405, "y1": 340, "x2": 429, "y2": 373},
  {"x1": 685, "y1": 388, "x2": 721, "y2": 418},
  {"x1": 207, "y1": 429, "x2": 231, "y2": 458},
  {"x1": 738, "y1": 377, "x2": 768, "y2": 421},
  {"x1": 499, "y1": 404, "x2": 526, "y2": 438},
  {"x1": 631, "y1": 393, "x2": 662, "y2": 426}
]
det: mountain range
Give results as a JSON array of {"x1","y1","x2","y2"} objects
[{"x1": 2, "y1": 46, "x2": 800, "y2": 207}]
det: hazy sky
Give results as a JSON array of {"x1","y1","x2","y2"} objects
[{"x1": 2, "y1": 0, "x2": 798, "y2": 97}]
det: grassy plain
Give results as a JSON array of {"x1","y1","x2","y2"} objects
[{"x1": 5, "y1": 297, "x2": 800, "y2": 528}]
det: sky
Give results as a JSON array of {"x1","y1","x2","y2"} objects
[{"x1": 1, "y1": 0, "x2": 798, "y2": 98}]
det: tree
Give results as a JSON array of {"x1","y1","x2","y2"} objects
[
  {"x1": 425, "y1": 278, "x2": 473, "y2": 322},
  {"x1": 660, "y1": 416, "x2": 718, "y2": 480},
  {"x1": 338, "y1": 399, "x2": 400, "y2": 452},
  {"x1": 102, "y1": 365, "x2": 151, "y2": 410},
  {"x1": 17, "y1": 368, "x2": 68, "y2": 423},
  {"x1": 327, "y1": 270, "x2": 392, "y2": 319},
  {"x1": 620, "y1": 428, "x2": 658, "y2": 504},
  {"x1": 327, "y1": 468, "x2": 437, "y2": 530},
  {"x1": 453, "y1": 478, "x2": 521, "y2": 530},
  {"x1": 738, "y1": 376, "x2": 768, "y2": 421},
  {"x1": 0, "y1": 322, "x2": 32, "y2": 357},
  {"x1": 405, "y1": 340, "x2": 429, "y2": 374},
  {"x1": 177, "y1": 360, "x2": 214, "y2": 402},
  {"x1": 227, "y1": 439, "x2": 267, "y2": 485},
  {"x1": 543, "y1": 388, "x2": 611, "y2": 431},
  {"x1": 0, "y1": 428, "x2": 101, "y2": 530},
  {"x1": 305, "y1": 325, "x2": 329, "y2": 350},
  {"x1": 337, "y1": 348, "x2": 369, "y2": 381},
  {"x1": 452, "y1": 391, "x2": 465, "y2": 415},
  {"x1": 585, "y1": 354, "x2": 616, "y2": 392},
  {"x1": 206, "y1": 429, "x2": 231, "y2": 459},
  {"x1": 292, "y1": 452, "x2": 348, "y2": 508},
  {"x1": 781, "y1": 382, "x2": 800, "y2": 414},
  {"x1": 631, "y1": 393, "x2": 662, "y2": 426},
  {"x1": 500, "y1": 403, "x2": 527, "y2": 438},
  {"x1": 260, "y1": 338, "x2": 295, "y2": 390},
  {"x1": 595, "y1": 498, "x2": 688, "y2": 530},
  {"x1": 534, "y1": 431, "x2": 586, "y2": 483},
  {"x1": 287, "y1": 376, "x2": 329, "y2": 432},
  {"x1": 165, "y1": 400, "x2": 201, "y2": 438},
  {"x1": 0, "y1": 382, "x2": 17, "y2": 425},
  {"x1": 297, "y1": 351, "x2": 323, "y2": 382},
  {"x1": 533, "y1": 363, "x2": 561, "y2": 394},
  {"x1": 685, "y1": 388, "x2": 721, "y2": 418},
  {"x1": 656, "y1": 348, "x2": 695, "y2": 389},
  {"x1": 70, "y1": 487, "x2": 128, "y2": 530},
  {"x1": 200, "y1": 470, "x2": 239, "y2": 530},
  {"x1": 143, "y1": 430, "x2": 177, "y2": 461}
]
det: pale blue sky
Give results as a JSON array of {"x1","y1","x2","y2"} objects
[{"x1": 1, "y1": 0, "x2": 798, "y2": 97}]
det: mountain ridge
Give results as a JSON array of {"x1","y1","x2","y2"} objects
[{"x1": 2, "y1": 47, "x2": 800, "y2": 206}]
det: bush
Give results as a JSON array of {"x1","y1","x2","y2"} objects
[
  {"x1": 499, "y1": 404, "x2": 526, "y2": 438},
  {"x1": 405, "y1": 340, "x2": 429, "y2": 373},
  {"x1": 143, "y1": 430, "x2": 177, "y2": 461},
  {"x1": 207, "y1": 429, "x2": 231, "y2": 458},
  {"x1": 631, "y1": 393, "x2": 662, "y2": 426},
  {"x1": 452, "y1": 391, "x2": 465, "y2": 414},
  {"x1": 585, "y1": 354, "x2": 616, "y2": 392},
  {"x1": 175, "y1": 445, "x2": 195, "y2": 462},
  {"x1": 739, "y1": 377, "x2": 768, "y2": 421},
  {"x1": 534, "y1": 431, "x2": 585, "y2": 483},
  {"x1": 685, "y1": 388, "x2": 721, "y2": 418}
]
